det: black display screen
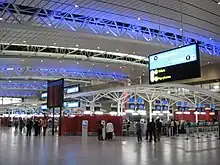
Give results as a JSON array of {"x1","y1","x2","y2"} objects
[{"x1": 149, "y1": 44, "x2": 201, "y2": 84}]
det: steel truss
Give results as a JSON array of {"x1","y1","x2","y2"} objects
[
  {"x1": 66, "y1": 83, "x2": 220, "y2": 110},
  {"x1": 0, "y1": 2, "x2": 219, "y2": 56},
  {"x1": 0, "y1": 90, "x2": 38, "y2": 97},
  {"x1": 0, "y1": 43, "x2": 147, "y2": 66},
  {"x1": 0, "y1": 82, "x2": 46, "y2": 91},
  {"x1": 0, "y1": 66, "x2": 127, "y2": 82}
]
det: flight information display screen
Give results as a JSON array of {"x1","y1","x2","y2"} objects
[{"x1": 149, "y1": 44, "x2": 201, "y2": 84}]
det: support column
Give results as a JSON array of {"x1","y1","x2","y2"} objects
[
  {"x1": 117, "y1": 100, "x2": 121, "y2": 115},
  {"x1": 195, "y1": 112, "x2": 198, "y2": 124},
  {"x1": 90, "y1": 102, "x2": 94, "y2": 115},
  {"x1": 149, "y1": 101, "x2": 153, "y2": 122}
]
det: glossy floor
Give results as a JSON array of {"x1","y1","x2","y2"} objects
[{"x1": 0, "y1": 128, "x2": 219, "y2": 165}]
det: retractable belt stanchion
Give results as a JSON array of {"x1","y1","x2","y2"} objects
[
  {"x1": 201, "y1": 125, "x2": 205, "y2": 137},
  {"x1": 215, "y1": 126, "x2": 219, "y2": 138},
  {"x1": 185, "y1": 126, "x2": 189, "y2": 140},
  {"x1": 191, "y1": 127, "x2": 195, "y2": 137},
  {"x1": 196, "y1": 126, "x2": 200, "y2": 139},
  {"x1": 206, "y1": 126, "x2": 210, "y2": 138},
  {"x1": 171, "y1": 126, "x2": 175, "y2": 139},
  {"x1": 218, "y1": 123, "x2": 220, "y2": 140}
]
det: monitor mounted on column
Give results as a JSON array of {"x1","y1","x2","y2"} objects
[{"x1": 148, "y1": 44, "x2": 201, "y2": 84}]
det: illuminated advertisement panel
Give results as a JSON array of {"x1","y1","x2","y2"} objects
[{"x1": 149, "y1": 44, "x2": 201, "y2": 84}]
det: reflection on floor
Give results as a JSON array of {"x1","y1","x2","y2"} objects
[{"x1": 0, "y1": 128, "x2": 219, "y2": 165}]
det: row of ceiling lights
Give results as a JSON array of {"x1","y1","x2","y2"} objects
[
  {"x1": 20, "y1": 58, "x2": 147, "y2": 72},
  {"x1": 21, "y1": 41, "x2": 137, "y2": 55}
]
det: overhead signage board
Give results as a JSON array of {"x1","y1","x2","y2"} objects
[
  {"x1": 47, "y1": 78, "x2": 64, "y2": 108},
  {"x1": 63, "y1": 101, "x2": 80, "y2": 108},
  {"x1": 149, "y1": 44, "x2": 201, "y2": 84},
  {"x1": 41, "y1": 92, "x2": 47, "y2": 99},
  {"x1": 66, "y1": 85, "x2": 80, "y2": 94}
]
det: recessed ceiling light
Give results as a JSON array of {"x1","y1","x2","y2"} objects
[
  {"x1": 75, "y1": 4, "x2": 79, "y2": 8},
  {"x1": 41, "y1": 60, "x2": 43, "y2": 62},
  {"x1": 76, "y1": 44, "x2": 79, "y2": 47},
  {"x1": 137, "y1": 17, "x2": 141, "y2": 20},
  {"x1": 23, "y1": 40, "x2": 26, "y2": 43}
]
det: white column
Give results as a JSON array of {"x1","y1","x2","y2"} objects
[
  {"x1": 90, "y1": 102, "x2": 94, "y2": 115},
  {"x1": 195, "y1": 112, "x2": 198, "y2": 124},
  {"x1": 117, "y1": 100, "x2": 121, "y2": 115},
  {"x1": 149, "y1": 101, "x2": 153, "y2": 121}
]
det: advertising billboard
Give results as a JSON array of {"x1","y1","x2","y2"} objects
[{"x1": 149, "y1": 44, "x2": 201, "y2": 84}]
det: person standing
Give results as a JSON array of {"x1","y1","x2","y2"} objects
[
  {"x1": 149, "y1": 118, "x2": 156, "y2": 142},
  {"x1": 156, "y1": 118, "x2": 162, "y2": 141},
  {"x1": 145, "y1": 118, "x2": 150, "y2": 140},
  {"x1": 14, "y1": 119, "x2": 19, "y2": 131},
  {"x1": 97, "y1": 121, "x2": 103, "y2": 141},
  {"x1": 19, "y1": 118, "x2": 24, "y2": 133},
  {"x1": 135, "y1": 120, "x2": 143, "y2": 142},
  {"x1": 26, "y1": 119, "x2": 33, "y2": 136},
  {"x1": 106, "y1": 120, "x2": 114, "y2": 140},
  {"x1": 42, "y1": 118, "x2": 47, "y2": 136},
  {"x1": 34, "y1": 119, "x2": 39, "y2": 136},
  {"x1": 38, "y1": 119, "x2": 42, "y2": 135}
]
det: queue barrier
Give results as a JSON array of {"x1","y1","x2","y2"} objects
[{"x1": 185, "y1": 124, "x2": 219, "y2": 140}]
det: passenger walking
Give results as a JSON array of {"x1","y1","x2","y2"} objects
[
  {"x1": 34, "y1": 119, "x2": 39, "y2": 136},
  {"x1": 135, "y1": 120, "x2": 143, "y2": 142},
  {"x1": 149, "y1": 118, "x2": 156, "y2": 142},
  {"x1": 145, "y1": 119, "x2": 150, "y2": 140},
  {"x1": 97, "y1": 121, "x2": 103, "y2": 141},
  {"x1": 38, "y1": 119, "x2": 42, "y2": 135},
  {"x1": 19, "y1": 118, "x2": 24, "y2": 133},
  {"x1": 156, "y1": 118, "x2": 162, "y2": 141},
  {"x1": 42, "y1": 118, "x2": 47, "y2": 136},
  {"x1": 14, "y1": 119, "x2": 19, "y2": 131},
  {"x1": 106, "y1": 120, "x2": 114, "y2": 140},
  {"x1": 26, "y1": 119, "x2": 33, "y2": 136}
]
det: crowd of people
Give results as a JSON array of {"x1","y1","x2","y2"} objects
[
  {"x1": 13, "y1": 117, "x2": 48, "y2": 136},
  {"x1": 135, "y1": 118, "x2": 162, "y2": 142}
]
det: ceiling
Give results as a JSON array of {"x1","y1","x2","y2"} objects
[{"x1": 0, "y1": 0, "x2": 220, "y2": 97}]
